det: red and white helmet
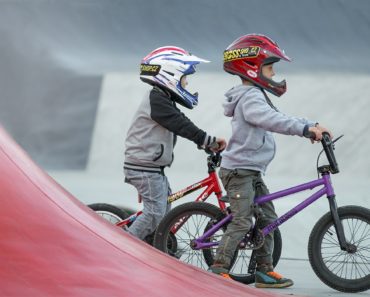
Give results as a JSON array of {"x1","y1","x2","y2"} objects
[
  {"x1": 140, "y1": 46, "x2": 209, "y2": 109},
  {"x1": 223, "y1": 34, "x2": 291, "y2": 96}
]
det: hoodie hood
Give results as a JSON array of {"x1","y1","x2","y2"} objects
[{"x1": 223, "y1": 84, "x2": 255, "y2": 117}]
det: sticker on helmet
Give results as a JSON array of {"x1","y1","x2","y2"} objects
[
  {"x1": 247, "y1": 70, "x2": 257, "y2": 78},
  {"x1": 140, "y1": 64, "x2": 161, "y2": 76},
  {"x1": 223, "y1": 47, "x2": 260, "y2": 63}
]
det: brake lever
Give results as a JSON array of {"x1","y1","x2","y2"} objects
[{"x1": 332, "y1": 134, "x2": 344, "y2": 144}]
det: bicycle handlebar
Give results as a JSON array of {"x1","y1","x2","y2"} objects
[
  {"x1": 205, "y1": 141, "x2": 220, "y2": 154},
  {"x1": 321, "y1": 132, "x2": 339, "y2": 174},
  {"x1": 305, "y1": 130, "x2": 340, "y2": 174}
]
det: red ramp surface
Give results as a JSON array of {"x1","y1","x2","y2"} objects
[{"x1": 0, "y1": 126, "x2": 286, "y2": 297}]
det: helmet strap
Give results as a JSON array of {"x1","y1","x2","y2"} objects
[{"x1": 261, "y1": 89, "x2": 279, "y2": 112}]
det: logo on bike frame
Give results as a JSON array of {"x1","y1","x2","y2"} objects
[{"x1": 168, "y1": 182, "x2": 202, "y2": 203}]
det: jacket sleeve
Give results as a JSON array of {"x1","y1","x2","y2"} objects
[
  {"x1": 149, "y1": 90, "x2": 207, "y2": 146},
  {"x1": 241, "y1": 89, "x2": 310, "y2": 136}
]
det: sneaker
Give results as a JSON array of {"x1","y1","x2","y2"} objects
[
  {"x1": 255, "y1": 264, "x2": 293, "y2": 288},
  {"x1": 209, "y1": 264, "x2": 232, "y2": 280}
]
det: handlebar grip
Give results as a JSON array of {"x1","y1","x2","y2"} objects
[
  {"x1": 321, "y1": 132, "x2": 339, "y2": 174},
  {"x1": 207, "y1": 141, "x2": 220, "y2": 151},
  {"x1": 321, "y1": 132, "x2": 331, "y2": 144},
  {"x1": 205, "y1": 141, "x2": 221, "y2": 156}
]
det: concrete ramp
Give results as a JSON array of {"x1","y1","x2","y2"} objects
[{"x1": 0, "y1": 125, "x2": 289, "y2": 297}]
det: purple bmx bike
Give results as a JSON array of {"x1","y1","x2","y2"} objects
[{"x1": 153, "y1": 133, "x2": 370, "y2": 292}]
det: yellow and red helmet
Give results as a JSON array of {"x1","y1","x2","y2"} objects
[{"x1": 223, "y1": 34, "x2": 291, "y2": 96}]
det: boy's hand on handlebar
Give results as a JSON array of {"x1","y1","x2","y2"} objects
[
  {"x1": 215, "y1": 138, "x2": 227, "y2": 151},
  {"x1": 308, "y1": 125, "x2": 333, "y2": 143},
  {"x1": 206, "y1": 137, "x2": 227, "y2": 152}
]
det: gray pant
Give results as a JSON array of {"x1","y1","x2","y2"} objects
[
  {"x1": 124, "y1": 169, "x2": 171, "y2": 240},
  {"x1": 214, "y1": 167, "x2": 278, "y2": 268}
]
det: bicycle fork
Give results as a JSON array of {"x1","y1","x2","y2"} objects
[
  {"x1": 328, "y1": 196, "x2": 357, "y2": 253},
  {"x1": 323, "y1": 172, "x2": 355, "y2": 253}
]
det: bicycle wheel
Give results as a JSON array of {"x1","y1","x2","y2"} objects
[
  {"x1": 154, "y1": 202, "x2": 224, "y2": 269},
  {"x1": 153, "y1": 202, "x2": 282, "y2": 284},
  {"x1": 308, "y1": 205, "x2": 370, "y2": 292},
  {"x1": 88, "y1": 203, "x2": 128, "y2": 225}
]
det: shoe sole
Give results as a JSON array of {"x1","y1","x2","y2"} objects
[{"x1": 255, "y1": 281, "x2": 294, "y2": 288}]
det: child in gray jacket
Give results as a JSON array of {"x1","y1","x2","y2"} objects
[
  {"x1": 124, "y1": 46, "x2": 226, "y2": 242},
  {"x1": 209, "y1": 34, "x2": 331, "y2": 288}
]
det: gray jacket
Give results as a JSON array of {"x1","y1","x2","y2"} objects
[
  {"x1": 124, "y1": 87, "x2": 211, "y2": 173},
  {"x1": 221, "y1": 85, "x2": 315, "y2": 173}
]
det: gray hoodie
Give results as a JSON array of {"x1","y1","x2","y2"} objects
[
  {"x1": 221, "y1": 85, "x2": 315, "y2": 173},
  {"x1": 124, "y1": 87, "x2": 211, "y2": 173}
]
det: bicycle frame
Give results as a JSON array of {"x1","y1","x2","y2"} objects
[
  {"x1": 116, "y1": 160, "x2": 226, "y2": 228},
  {"x1": 194, "y1": 170, "x2": 344, "y2": 249},
  {"x1": 259, "y1": 173, "x2": 334, "y2": 236},
  {"x1": 191, "y1": 133, "x2": 352, "y2": 253},
  {"x1": 167, "y1": 171, "x2": 225, "y2": 206}
]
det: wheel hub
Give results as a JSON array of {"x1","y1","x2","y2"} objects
[
  {"x1": 190, "y1": 240, "x2": 197, "y2": 249},
  {"x1": 346, "y1": 243, "x2": 357, "y2": 254}
]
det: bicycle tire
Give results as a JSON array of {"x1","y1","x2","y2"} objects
[
  {"x1": 88, "y1": 203, "x2": 129, "y2": 225},
  {"x1": 153, "y1": 201, "x2": 282, "y2": 284},
  {"x1": 308, "y1": 205, "x2": 370, "y2": 292}
]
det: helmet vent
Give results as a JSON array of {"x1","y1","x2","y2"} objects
[
  {"x1": 163, "y1": 70, "x2": 175, "y2": 76},
  {"x1": 249, "y1": 38, "x2": 263, "y2": 44},
  {"x1": 244, "y1": 61, "x2": 255, "y2": 66}
]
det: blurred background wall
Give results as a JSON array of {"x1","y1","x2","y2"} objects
[{"x1": 1, "y1": 0, "x2": 369, "y2": 169}]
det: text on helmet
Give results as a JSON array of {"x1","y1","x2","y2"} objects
[
  {"x1": 223, "y1": 46, "x2": 260, "y2": 63},
  {"x1": 140, "y1": 64, "x2": 161, "y2": 76}
]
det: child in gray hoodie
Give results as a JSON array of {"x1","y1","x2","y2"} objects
[{"x1": 209, "y1": 34, "x2": 331, "y2": 288}]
